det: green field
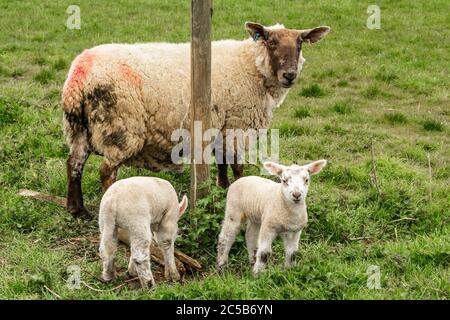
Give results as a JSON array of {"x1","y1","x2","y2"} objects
[{"x1": 0, "y1": 0, "x2": 448, "y2": 299}]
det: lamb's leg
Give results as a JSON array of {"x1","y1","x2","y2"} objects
[
  {"x1": 155, "y1": 220, "x2": 180, "y2": 282},
  {"x1": 66, "y1": 133, "x2": 91, "y2": 217},
  {"x1": 129, "y1": 225, "x2": 155, "y2": 289},
  {"x1": 253, "y1": 226, "x2": 277, "y2": 275},
  {"x1": 216, "y1": 205, "x2": 242, "y2": 271},
  {"x1": 245, "y1": 222, "x2": 260, "y2": 265},
  {"x1": 281, "y1": 231, "x2": 301, "y2": 268},
  {"x1": 100, "y1": 160, "x2": 119, "y2": 192},
  {"x1": 99, "y1": 223, "x2": 118, "y2": 281},
  {"x1": 127, "y1": 257, "x2": 137, "y2": 277}
]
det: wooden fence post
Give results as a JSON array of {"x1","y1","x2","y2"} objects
[{"x1": 190, "y1": 0, "x2": 212, "y2": 209}]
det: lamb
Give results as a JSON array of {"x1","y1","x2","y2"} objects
[
  {"x1": 62, "y1": 21, "x2": 330, "y2": 217},
  {"x1": 216, "y1": 159, "x2": 327, "y2": 275},
  {"x1": 98, "y1": 176, "x2": 188, "y2": 289}
]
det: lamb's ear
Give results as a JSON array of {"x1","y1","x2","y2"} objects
[
  {"x1": 306, "y1": 159, "x2": 327, "y2": 175},
  {"x1": 245, "y1": 22, "x2": 269, "y2": 41},
  {"x1": 300, "y1": 26, "x2": 330, "y2": 44},
  {"x1": 263, "y1": 161, "x2": 286, "y2": 176},
  {"x1": 178, "y1": 195, "x2": 188, "y2": 217}
]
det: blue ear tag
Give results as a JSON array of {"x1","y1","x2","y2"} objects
[{"x1": 254, "y1": 32, "x2": 260, "y2": 41}]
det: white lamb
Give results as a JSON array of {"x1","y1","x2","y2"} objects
[
  {"x1": 98, "y1": 176, "x2": 188, "y2": 289},
  {"x1": 216, "y1": 160, "x2": 327, "y2": 274}
]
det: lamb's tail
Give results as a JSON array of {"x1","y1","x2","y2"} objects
[{"x1": 178, "y1": 195, "x2": 188, "y2": 217}]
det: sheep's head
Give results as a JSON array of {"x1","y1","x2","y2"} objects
[
  {"x1": 245, "y1": 22, "x2": 330, "y2": 88},
  {"x1": 263, "y1": 159, "x2": 327, "y2": 204}
]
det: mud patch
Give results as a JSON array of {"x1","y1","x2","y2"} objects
[{"x1": 103, "y1": 130, "x2": 127, "y2": 149}]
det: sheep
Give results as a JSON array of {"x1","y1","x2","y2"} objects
[
  {"x1": 98, "y1": 176, "x2": 188, "y2": 289},
  {"x1": 216, "y1": 159, "x2": 327, "y2": 275},
  {"x1": 62, "y1": 21, "x2": 330, "y2": 217}
]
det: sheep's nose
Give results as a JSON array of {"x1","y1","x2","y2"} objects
[
  {"x1": 283, "y1": 72, "x2": 297, "y2": 82},
  {"x1": 292, "y1": 192, "x2": 301, "y2": 200}
]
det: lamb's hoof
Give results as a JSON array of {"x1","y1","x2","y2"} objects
[
  {"x1": 68, "y1": 205, "x2": 91, "y2": 219},
  {"x1": 102, "y1": 270, "x2": 117, "y2": 282},
  {"x1": 168, "y1": 272, "x2": 181, "y2": 282},
  {"x1": 252, "y1": 266, "x2": 264, "y2": 277},
  {"x1": 140, "y1": 279, "x2": 156, "y2": 290},
  {"x1": 216, "y1": 262, "x2": 226, "y2": 274},
  {"x1": 128, "y1": 266, "x2": 137, "y2": 277}
]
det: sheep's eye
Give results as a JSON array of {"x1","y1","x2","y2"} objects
[
  {"x1": 267, "y1": 39, "x2": 277, "y2": 47},
  {"x1": 282, "y1": 178, "x2": 289, "y2": 184},
  {"x1": 305, "y1": 178, "x2": 309, "y2": 183}
]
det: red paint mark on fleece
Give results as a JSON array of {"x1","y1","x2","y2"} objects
[
  {"x1": 62, "y1": 50, "x2": 96, "y2": 107},
  {"x1": 118, "y1": 63, "x2": 142, "y2": 87}
]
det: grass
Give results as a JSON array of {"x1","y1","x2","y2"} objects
[
  {"x1": 300, "y1": 84, "x2": 326, "y2": 97},
  {"x1": 294, "y1": 107, "x2": 311, "y2": 119},
  {"x1": 423, "y1": 119, "x2": 444, "y2": 132},
  {"x1": 0, "y1": 0, "x2": 449, "y2": 300},
  {"x1": 384, "y1": 112, "x2": 408, "y2": 125},
  {"x1": 332, "y1": 102, "x2": 353, "y2": 115}
]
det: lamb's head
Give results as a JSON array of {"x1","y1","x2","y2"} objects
[
  {"x1": 245, "y1": 22, "x2": 330, "y2": 88},
  {"x1": 264, "y1": 159, "x2": 327, "y2": 204}
]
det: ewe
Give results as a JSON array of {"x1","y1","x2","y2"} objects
[
  {"x1": 62, "y1": 21, "x2": 330, "y2": 217},
  {"x1": 217, "y1": 160, "x2": 327, "y2": 274},
  {"x1": 98, "y1": 177, "x2": 187, "y2": 289}
]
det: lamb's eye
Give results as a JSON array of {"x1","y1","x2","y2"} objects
[
  {"x1": 282, "y1": 178, "x2": 289, "y2": 184},
  {"x1": 305, "y1": 178, "x2": 309, "y2": 183}
]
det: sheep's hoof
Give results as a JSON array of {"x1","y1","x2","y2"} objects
[
  {"x1": 216, "y1": 176, "x2": 230, "y2": 189},
  {"x1": 68, "y1": 205, "x2": 91, "y2": 219}
]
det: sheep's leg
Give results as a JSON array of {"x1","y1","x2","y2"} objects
[
  {"x1": 231, "y1": 163, "x2": 244, "y2": 181},
  {"x1": 216, "y1": 206, "x2": 242, "y2": 271},
  {"x1": 155, "y1": 221, "x2": 180, "y2": 282},
  {"x1": 217, "y1": 163, "x2": 230, "y2": 188},
  {"x1": 245, "y1": 222, "x2": 260, "y2": 265},
  {"x1": 253, "y1": 227, "x2": 277, "y2": 275},
  {"x1": 100, "y1": 160, "x2": 119, "y2": 192},
  {"x1": 99, "y1": 223, "x2": 118, "y2": 281},
  {"x1": 66, "y1": 133, "x2": 91, "y2": 217},
  {"x1": 281, "y1": 231, "x2": 301, "y2": 268},
  {"x1": 129, "y1": 224, "x2": 155, "y2": 289}
]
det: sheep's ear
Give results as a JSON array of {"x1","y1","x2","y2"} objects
[
  {"x1": 306, "y1": 159, "x2": 327, "y2": 175},
  {"x1": 300, "y1": 26, "x2": 330, "y2": 44},
  {"x1": 179, "y1": 195, "x2": 188, "y2": 217},
  {"x1": 263, "y1": 161, "x2": 285, "y2": 176},
  {"x1": 245, "y1": 21, "x2": 269, "y2": 41}
]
